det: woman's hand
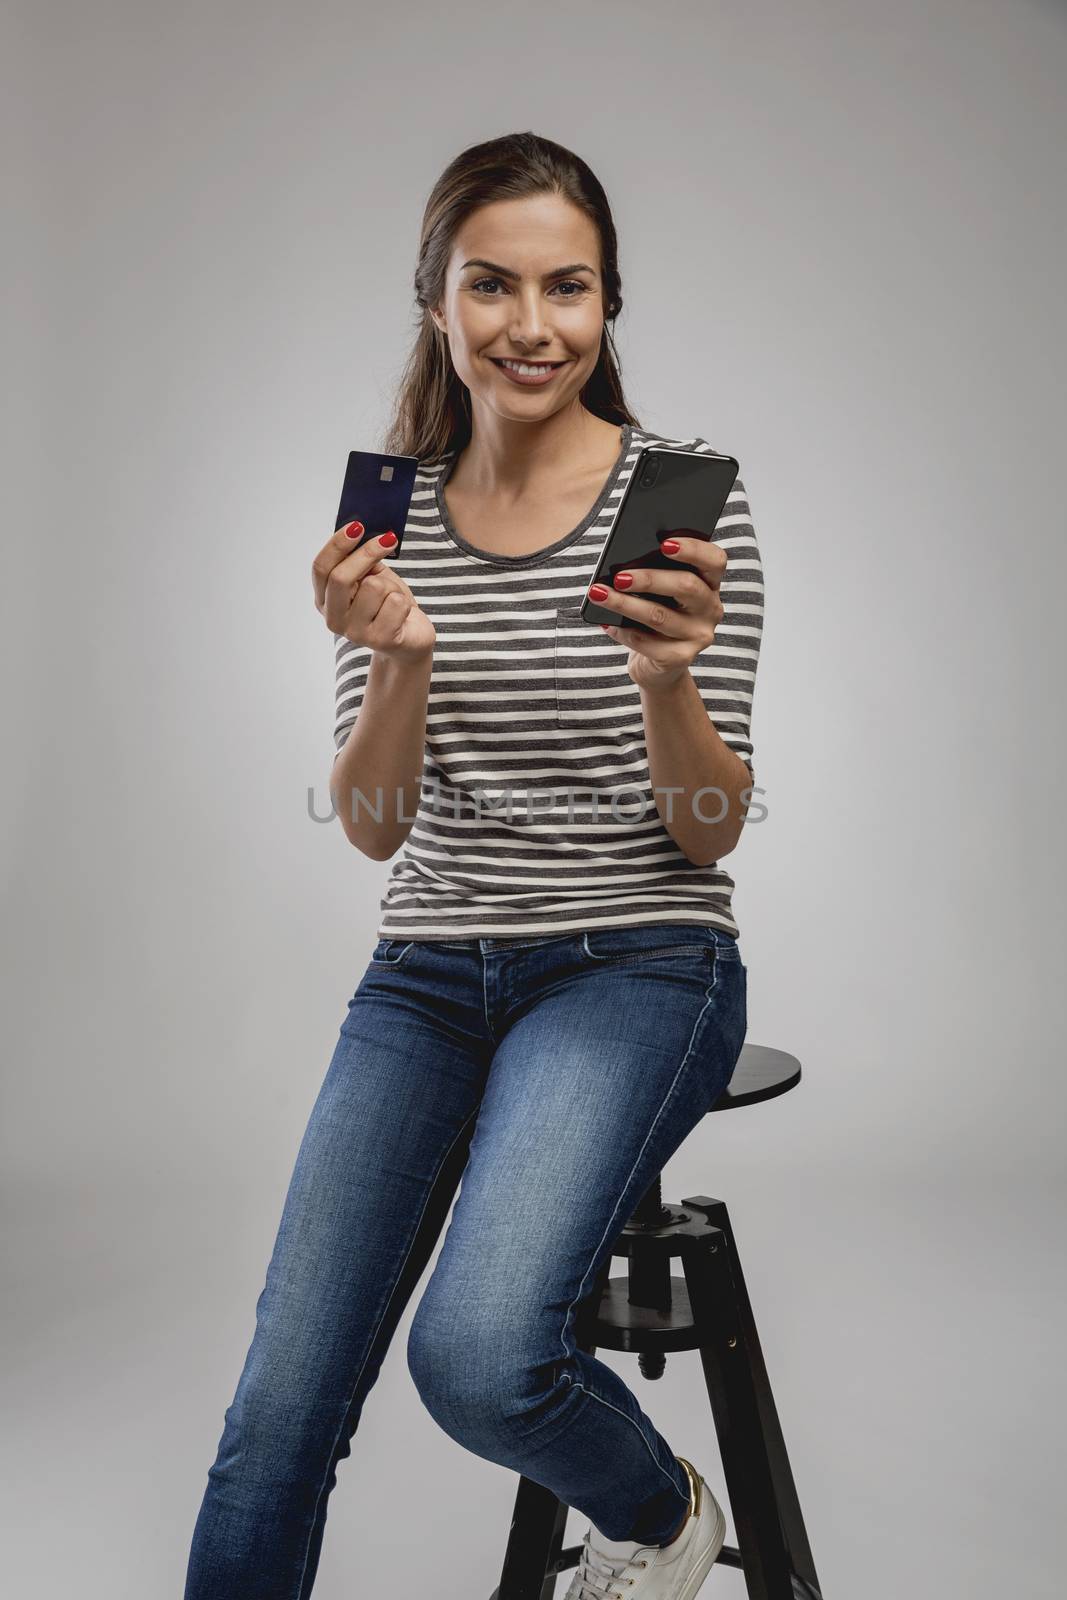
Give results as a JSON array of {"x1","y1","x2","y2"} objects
[
  {"x1": 312, "y1": 521, "x2": 436, "y2": 660},
  {"x1": 588, "y1": 532, "x2": 727, "y2": 692}
]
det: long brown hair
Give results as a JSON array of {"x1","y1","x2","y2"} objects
[{"x1": 381, "y1": 132, "x2": 642, "y2": 463}]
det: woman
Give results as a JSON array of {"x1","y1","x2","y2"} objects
[{"x1": 185, "y1": 130, "x2": 764, "y2": 1600}]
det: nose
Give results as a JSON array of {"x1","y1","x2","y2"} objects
[{"x1": 508, "y1": 287, "x2": 553, "y2": 348}]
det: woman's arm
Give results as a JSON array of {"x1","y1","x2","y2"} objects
[
  {"x1": 330, "y1": 649, "x2": 433, "y2": 859},
  {"x1": 640, "y1": 672, "x2": 752, "y2": 864},
  {"x1": 592, "y1": 462, "x2": 764, "y2": 866}
]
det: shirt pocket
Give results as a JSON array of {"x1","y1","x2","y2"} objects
[{"x1": 553, "y1": 601, "x2": 643, "y2": 731}]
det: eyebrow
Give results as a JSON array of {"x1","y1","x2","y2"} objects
[{"x1": 460, "y1": 258, "x2": 597, "y2": 280}]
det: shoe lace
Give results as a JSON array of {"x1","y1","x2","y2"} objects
[{"x1": 564, "y1": 1540, "x2": 649, "y2": 1600}]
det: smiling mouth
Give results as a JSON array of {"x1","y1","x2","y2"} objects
[{"x1": 489, "y1": 358, "x2": 567, "y2": 370}]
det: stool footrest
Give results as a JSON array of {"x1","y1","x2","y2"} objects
[{"x1": 589, "y1": 1274, "x2": 702, "y2": 1352}]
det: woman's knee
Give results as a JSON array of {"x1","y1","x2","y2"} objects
[
  {"x1": 406, "y1": 1291, "x2": 569, "y2": 1445},
  {"x1": 406, "y1": 1291, "x2": 482, "y2": 1421},
  {"x1": 208, "y1": 1363, "x2": 342, "y2": 1506}
]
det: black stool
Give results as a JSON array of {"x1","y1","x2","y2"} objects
[{"x1": 489, "y1": 1044, "x2": 823, "y2": 1600}]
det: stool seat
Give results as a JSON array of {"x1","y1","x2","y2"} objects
[
  {"x1": 709, "y1": 1043, "x2": 801, "y2": 1112},
  {"x1": 490, "y1": 1041, "x2": 824, "y2": 1600}
]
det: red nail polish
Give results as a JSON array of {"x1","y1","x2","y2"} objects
[
  {"x1": 588, "y1": 584, "x2": 609, "y2": 601},
  {"x1": 345, "y1": 521, "x2": 364, "y2": 538},
  {"x1": 614, "y1": 573, "x2": 633, "y2": 589},
  {"x1": 380, "y1": 531, "x2": 398, "y2": 547},
  {"x1": 661, "y1": 538, "x2": 680, "y2": 553}
]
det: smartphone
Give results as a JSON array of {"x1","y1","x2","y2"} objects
[
  {"x1": 579, "y1": 446, "x2": 739, "y2": 632},
  {"x1": 335, "y1": 448, "x2": 420, "y2": 553}
]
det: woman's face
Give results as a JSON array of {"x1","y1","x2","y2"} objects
[{"x1": 430, "y1": 192, "x2": 607, "y2": 423}]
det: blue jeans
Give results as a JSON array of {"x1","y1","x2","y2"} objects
[{"x1": 184, "y1": 923, "x2": 747, "y2": 1599}]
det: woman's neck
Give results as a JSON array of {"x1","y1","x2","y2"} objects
[{"x1": 454, "y1": 403, "x2": 621, "y2": 496}]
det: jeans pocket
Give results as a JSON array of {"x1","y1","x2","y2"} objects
[
  {"x1": 553, "y1": 602, "x2": 642, "y2": 730},
  {"x1": 581, "y1": 923, "x2": 717, "y2": 972},
  {"x1": 369, "y1": 938, "x2": 415, "y2": 966}
]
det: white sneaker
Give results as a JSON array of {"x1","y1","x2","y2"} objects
[{"x1": 563, "y1": 1456, "x2": 727, "y2": 1600}]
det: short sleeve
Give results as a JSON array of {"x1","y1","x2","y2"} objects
[
  {"x1": 687, "y1": 443, "x2": 765, "y2": 782},
  {"x1": 332, "y1": 634, "x2": 373, "y2": 764}
]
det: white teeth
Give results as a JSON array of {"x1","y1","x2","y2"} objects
[{"x1": 499, "y1": 360, "x2": 558, "y2": 376}]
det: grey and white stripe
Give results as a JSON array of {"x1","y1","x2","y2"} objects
[{"x1": 332, "y1": 422, "x2": 764, "y2": 941}]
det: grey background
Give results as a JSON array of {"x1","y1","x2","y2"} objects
[{"x1": 4, "y1": 1, "x2": 1064, "y2": 1595}]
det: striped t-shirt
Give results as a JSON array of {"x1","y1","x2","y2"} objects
[{"x1": 332, "y1": 421, "x2": 764, "y2": 941}]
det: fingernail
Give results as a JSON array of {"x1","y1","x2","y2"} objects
[
  {"x1": 614, "y1": 572, "x2": 633, "y2": 588},
  {"x1": 345, "y1": 521, "x2": 364, "y2": 539},
  {"x1": 588, "y1": 584, "x2": 609, "y2": 601},
  {"x1": 380, "y1": 531, "x2": 398, "y2": 547},
  {"x1": 661, "y1": 539, "x2": 680, "y2": 553}
]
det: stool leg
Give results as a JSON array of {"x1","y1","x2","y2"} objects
[
  {"x1": 491, "y1": 1479, "x2": 570, "y2": 1600},
  {"x1": 491, "y1": 1255, "x2": 613, "y2": 1599},
  {"x1": 679, "y1": 1212, "x2": 823, "y2": 1600}
]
